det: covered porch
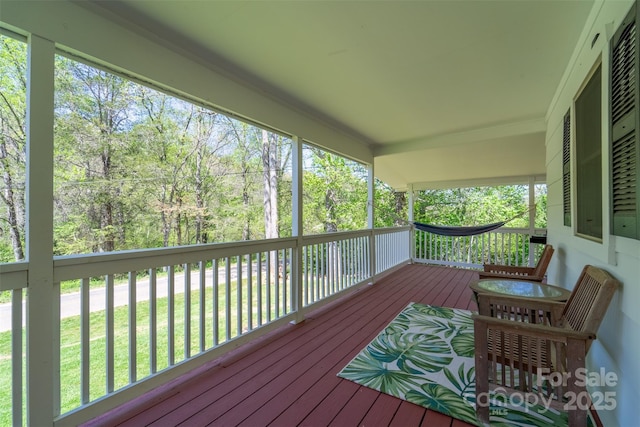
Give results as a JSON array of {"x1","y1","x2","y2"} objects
[{"x1": 1, "y1": 0, "x2": 637, "y2": 426}]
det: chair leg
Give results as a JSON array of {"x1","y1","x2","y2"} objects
[
  {"x1": 474, "y1": 320, "x2": 490, "y2": 426},
  {"x1": 566, "y1": 339, "x2": 588, "y2": 427},
  {"x1": 568, "y1": 409, "x2": 587, "y2": 427},
  {"x1": 476, "y1": 407, "x2": 490, "y2": 426}
]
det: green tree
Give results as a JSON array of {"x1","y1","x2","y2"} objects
[
  {"x1": 303, "y1": 148, "x2": 368, "y2": 234},
  {"x1": 262, "y1": 129, "x2": 278, "y2": 240},
  {"x1": 374, "y1": 180, "x2": 407, "y2": 227},
  {"x1": 54, "y1": 57, "x2": 139, "y2": 253},
  {"x1": 0, "y1": 35, "x2": 27, "y2": 261},
  {"x1": 414, "y1": 186, "x2": 536, "y2": 228},
  {"x1": 188, "y1": 109, "x2": 226, "y2": 244}
]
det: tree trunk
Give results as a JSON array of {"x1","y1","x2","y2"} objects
[
  {"x1": 0, "y1": 140, "x2": 24, "y2": 260},
  {"x1": 262, "y1": 129, "x2": 279, "y2": 239},
  {"x1": 394, "y1": 191, "x2": 407, "y2": 226},
  {"x1": 242, "y1": 162, "x2": 251, "y2": 240},
  {"x1": 195, "y1": 148, "x2": 205, "y2": 243},
  {"x1": 324, "y1": 189, "x2": 338, "y2": 233},
  {"x1": 176, "y1": 195, "x2": 183, "y2": 246},
  {"x1": 161, "y1": 192, "x2": 171, "y2": 247},
  {"x1": 100, "y1": 149, "x2": 115, "y2": 252},
  {"x1": 262, "y1": 130, "x2": 279, "y2": 279}
]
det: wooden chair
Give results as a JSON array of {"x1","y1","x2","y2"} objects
[
  {"x1": 473, "y1": 265, "x2": 619, "y2": 426},
  {"x1": 479, "y1": 244, "x2": 554, "y2": 282}
]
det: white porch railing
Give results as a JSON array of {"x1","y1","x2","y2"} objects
[
  {"x1": 375, "y1": 226, "x2": 412, "y2": 274},
  {"x1": 0, "y1": 227, "x2": 411, "y2": 426},
  {"x1": 1, "y1": 225, "x2": 548, "y2": 425},
  {"x1": 413, "y1": 226, "x2": 547, "y2": 269}
]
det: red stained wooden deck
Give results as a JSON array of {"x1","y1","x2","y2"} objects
[{"x1": 85, "y1": 264, "x2": 479, "y2": 427}]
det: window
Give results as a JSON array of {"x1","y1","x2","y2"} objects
[
  {"x1": 575, "y1": 64, "x2": 602, "y2": 240},
  {"x1": 610, "y1": 3, "x2": 640, "y2": 240},
  {"x1": 562, "y1": 110, "x2": 571, "y2": 226}
]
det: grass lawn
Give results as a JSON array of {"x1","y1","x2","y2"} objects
[{"x1": 0, "y1": 272, "x2": 291, "y2": 425}]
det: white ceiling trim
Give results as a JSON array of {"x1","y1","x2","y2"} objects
[
  {"x1": 374, "y1": 117, "x2": 546, "y2": 157},
  {"x1": 409, "y1": 174, "x2": 547, "y2": 192}
]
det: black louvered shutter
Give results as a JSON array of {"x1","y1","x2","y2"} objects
[
  {"x1": 611, "y1": 3, "x2": 640, "y2": 239},
  {"x1": 562, "y1": 111, "x2": 571, "y2": 226}
]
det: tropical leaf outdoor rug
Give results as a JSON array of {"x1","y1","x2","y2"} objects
[{"x1": 337, "y1": 302, "x2": 573, "y2": 427}]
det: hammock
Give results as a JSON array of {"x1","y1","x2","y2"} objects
[
  {"x1": 412, "y1": 205, "x2": 535, "y2": 237},
  {"x1": 413, "y1": 221, "x2": 506, "y2": 237}
]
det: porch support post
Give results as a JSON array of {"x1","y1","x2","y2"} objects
[
  {"x1": 25, "y1": 34, "x2": 56, "y2": 426},
  {"x1": 367, "y1": 163, "x2": 376, "y2": 282},
  {"x1": 528, "y1": 176, "x2": 536, "y2": 267},
  {"x1": 408, "y1": 184, "x2": 415, "y2": 262},
  {"x1": 291, "y1": 136, "x2": 304, "y2": 323}
]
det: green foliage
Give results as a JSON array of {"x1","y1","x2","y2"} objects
[
  {"x1": 303, "y1": 148, "x2": 369, "y2": 234},
  {"x1": 375, "y1": 180, "x2": 407, "y2": 227},
  {"x1": 0, "y1": 243, "x2": 13, "y2": 263},
  {"x1": 50, "y1": 55, "x2": 299, "y2": 253},
  {"x1": 413, "y1": 185, "x2": 548, "y2": 265},
  {"x1": 0, "y1": 35, "x2": 27, "y2": 262},
  {"x1": 414, "y1": 185, "x2": 546, "y2": 229},
  {"x1": 0, "y1": 33, "x2": 546, "y2": 264}
]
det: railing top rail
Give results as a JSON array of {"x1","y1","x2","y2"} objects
[
  {"x1": 53, "y1": 237, "x2": 298, "y2": 281},
  {"x1": 301, "y1": 229, "x2": 371, "y2": 245},
  {"x1": 49, "y1": 225, "x2": 415, "y2": 281},
  {"x1": 493, "y1": 226, "x2": 546, "y2": 234},
  {"x1": 301, "y1": 226, "x2": 411, "y2": 246},
  {"x1": 414, "y1": 225, "x2": 545, "y2": 235},
  {"x1": 0, "y1": 260, "x2": 28, "y2": 273},
  {"x1": 0, "y1": 261, "x2": 28, "y2": 291},
  {"x1": 374, "y1": 226, "x2": 411, "y2": 234},
  {"x1": 54, "y1": 237, "x2": 298, "y2": 265}
]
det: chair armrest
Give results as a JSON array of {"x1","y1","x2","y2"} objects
[
  {"x1": 482, "y1": 264, "x2": 536, "y2": 274},
  {"x1": 478, "y1": 271, "x2": 544, "y2": 281},
  {"x1": 472, "y1": 313, "x2": 595, "y2": 343}
]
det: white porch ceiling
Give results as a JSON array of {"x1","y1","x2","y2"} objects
[{"x1": 91, "y1": 0, "x2": 594, "y2": 190}]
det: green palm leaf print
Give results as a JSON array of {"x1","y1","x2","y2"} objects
[{"x1": 337, "y1": 303, "x2": 584, "y2": 427}]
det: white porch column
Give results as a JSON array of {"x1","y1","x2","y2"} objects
[
  {"x1": 408, "y1": 184, "x2": 415, "y2": 262},
  {"x1": 25, "y1": 34, "x2": 56, "y2": 425},
  {"x1": 408, "y1": 184, "x2": 415, "y2": 223},
  {"x1": 528, "y1": 176, "x2": 536, "y2": 267},
  {"x1": 367, "y1": 163, "x2": 376, "y2": 282},
  {"x1": 291, "y1": 136, "x2": 304, "y2": 323}
]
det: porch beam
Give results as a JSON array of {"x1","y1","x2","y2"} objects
[{"x1": 25, "y1": 34, "x2": 56, "y2": 426}]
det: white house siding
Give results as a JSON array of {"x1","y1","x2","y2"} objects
[{"x1": 546, "y1": 1, "x2": 640, "y2": 426}]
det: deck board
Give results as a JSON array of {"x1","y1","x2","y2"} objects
[
  {"x1": 84, "y1": 264, "x2": 479, "y2": 427},
  {"x1": 358, "y1": 393, "x2": 403, "y2": 427},
  {"x1": 389, "y1": 401, "x2": 428, "y2": 427},
  {"x1": 327, "y1": 386, "x2": 379, "y2": 427}
]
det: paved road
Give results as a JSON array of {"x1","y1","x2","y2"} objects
[{"x1": 0, "y1": 263, "x2": 272, "y2": 333}]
